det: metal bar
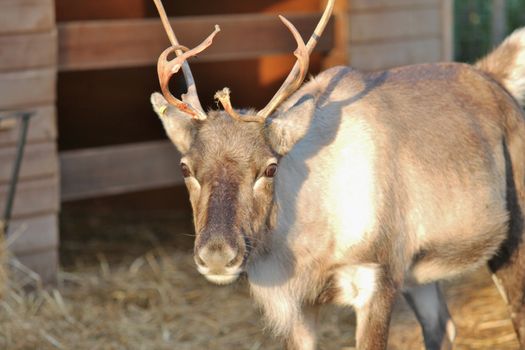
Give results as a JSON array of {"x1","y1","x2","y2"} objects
[{"x1": 1, "y1": 111, "x2": 33, "y2": 235}]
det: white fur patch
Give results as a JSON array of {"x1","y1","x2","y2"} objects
[
  {"x1": 248, "y1": 253, "x2": 302, "y2": 337},
  {"x1": 203, "y1": 273, "x2": 240, "y2": 285},
  {"x1": 506, "y1": 28, "x2": 525, "y2": 105},
  {"x1": 184, "y1": 176, "x2": 201, "y2": 202},
  {"x1": 333, "y1": 264, "x2": 378, "y2": 309},
  {"x1": 253, "y1": 177, "x2": 268, "y2": 193},
  {"x1": 272, "y1": 113, "x2": 377, "y2": 261},
  {"x1": 328, "y1": 118, "x2": 377, "y2": 258}
]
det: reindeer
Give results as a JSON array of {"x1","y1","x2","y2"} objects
[{"x1": 149, "y1": 0, "x2": 525, "y2": 349}]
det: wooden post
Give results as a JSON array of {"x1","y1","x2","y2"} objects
[
  {"x1": 491, "y1": 0, "x2": 507, "y2": 46},
  {"x1": 347, "y1": 0, "x2": 445, "y2": 70},
  {"x1": 0, "y1": 0, "x2": 59, "y2": 284},
  {"x1": 442, "y1": 0, "x2": 454, "y2": 61},
  {"x1": 321, "y1": 0, "x2": 349, "y2": 68}
]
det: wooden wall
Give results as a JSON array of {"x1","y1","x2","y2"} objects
[
  {"x1": 0, "y1": 0, "x2": 59, "y2": 283},
  {"x1": 56, "y1": 0, "x2": 334, "y2": 201},
  {"x1": 347, "y1": 0, "x2": 451, "y2": 70}
]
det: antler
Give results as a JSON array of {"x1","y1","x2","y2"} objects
[
  {"x1": 215, "y1": 15, "x2": 308, "y2": 123},
  {"x1": 256, "y1": 0, "x2": 335, "y2": 120},
  {"x1": 153, "y1": 0, "x2": 220, "y2": 120}
]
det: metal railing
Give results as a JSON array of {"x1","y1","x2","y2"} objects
[{"x1": 0, "y1": 111, "x2": 33, "y2": 236}]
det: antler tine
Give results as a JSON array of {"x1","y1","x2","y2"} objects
[
  {"x1": 153, "y1": 0, "x2": 219, "y2": 120},
  {"x1": 157, "y1": 26, "x2": 220, "y2": 120},
  {"x1": 257, "y1": 0, "x2": 335, "y2": 120},
  {"x1": 215, "y1": 88, "x2": 265, "y2": 123}
]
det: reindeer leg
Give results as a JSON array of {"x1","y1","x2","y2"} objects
[
  {"x1": 285, "y1": 304, "x2": 319, "y2": 350},
  {"x1": 403, "y1": 282, "x2": 455, "y2": 350},
  {"x1": 353, "y1": 271, "x2": 398, "y2": 350}
]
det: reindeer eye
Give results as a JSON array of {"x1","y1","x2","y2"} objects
[
  {"x1": 264, "y1": 163, "x2": 277, "y2": 178},
  {"x1": 180, "y1": 163, "x2": 191, "y2": 177}
]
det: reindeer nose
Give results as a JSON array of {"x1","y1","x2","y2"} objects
[{"x1": 196, "y1": 242, "x2": 241, "y2": 272}]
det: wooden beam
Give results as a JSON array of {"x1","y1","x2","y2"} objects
[
  {"x1": 350, "y1": 37, "x2": 442, "y2": 71},
  {"x1": 0, "y1": 105, "x2": 56, "y2": 147},
  {"x1": 0, "y1": 142, "x2": 58, "y2": 184},
  {"x1": 0, "y1": 0, "x2": 55, "y2": 35},
  {"x1": 322, "y1": 0, "x2": 349, "y2": 67},
  {"x1": 350, "y1": 0, "x2": 439, "y2": 12},
  {"x1": 0, "y1": 31, "x2": 57, "y2": 71},
  {"x1": 441, "y1": 0, "x2": 454, "y2": 61},
  {"x1": 12, "y1": 248, "x2": 58, "y2": 284},
  {"x1": 58, "y1": 13, "x2": 334, "y2": 71},
  {"x1": 0, "y1": 69, "x2": 56, "y2": 109},
  {"x1": 491, "y1": 0, "x2": 507, "y2": 46},
  {"x1": 60, "y1": 140, "x2": 184, "y2": 201},
  {"x1": 7, "y1": 214, "x2": 58, "y2": 255},
  {"x1": 0, "y1": 176, "x2": 59, "y2": 219},
  {"x1": 349, "y1": 7, "x2": 441, "y2": 43}
]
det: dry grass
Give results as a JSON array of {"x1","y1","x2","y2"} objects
[
  {"x1": 0, "y1": 246, "x2": 520, "y2": 350},
  {"x1": 0, "y1": 202, "x2": 520, "y2": 349}
]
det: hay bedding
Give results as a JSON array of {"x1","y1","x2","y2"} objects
[
  {"x1": 0, "y1": 203, "x2": 520, "y2": 350},
  {"x1": 0, "y1": 245, "x2": 520, "y2": 350}
]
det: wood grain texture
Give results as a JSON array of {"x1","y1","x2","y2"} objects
[
  {"x1": 349, "y1": 7, "x2": 441, "y2": 42},
  {"x1": 0, "y1": 69, "x2": 56, "y2": 109},
  {"x1": 0, "y1": 142, "x2": 58, "y2": 184},
  {"x1": 7, "y1": 214, "x2": 58, "y2": 255},
  {"x1": 60, "y1": 140, "x2": 184, "y2": 201},
  {"x1": 12, "y1": 248, "x2": 58, "y2": 284},
  {"x1": 55, "y1": 0, "x2": 321, "y2": 21},
  {"x1": 58, "y1": 14, "x2": 334, "y2": 71},
  {"x1": 0, "y1": 176, "x2": 59, "y2": 219},
  {"x1": 0, "y1": 0, "x2": 55, "y2": 35},
  {"x1": 0, "y1": 31, "x2": 57, "y2": 71},
  {"x1": 0, "y1": 105, "x2": 56, "y2": 147},
  {"x1": 350, "y1": 0, "x2": 439, "y2": 12},
  {"x1": 441, "y1": 0, "x2": 454, "y2": 60},
  {"x1": 349, "y1": 37, "x2": 442, "y2": 70}
]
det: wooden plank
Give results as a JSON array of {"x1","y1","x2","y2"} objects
[
  {"x1": 55, "y1": 0, "x2": 321, "y2": 21},
  {"x1": 0, "y1": 105, "x2": 56, "y2": 146},
  {"x1": 322, "y1": 0, "x2": 350, "y2": 67},
  {"x1": 349, "y1": 37, "x2": 442, "y2": 71},
  {"x1": 60, "y1": 141, "x2": 184, "y2": 201},
  {"x1": 0, "y1": 0, "x2": 55, "y2": 35},
  {"x1": 58, "y1": 13, "x2": 334, "y2": 71},
  {"x1": 0, "y1": 31, "x2": 57, "y2": 71},
  {"x1": 350, "y1": 0, "x2": 439, "y2": 12},
  {"x1": 0, "y1": 176, "x2": 59, "y2": 219},
  {"x1": 441, "y1": 0, "x2": 454, "y2": 61},
  {"x1": 0, "y1": 69, "x2": 56, "y2": 109},
  {"x1": 7, "y1": 214, "x2": 58, "y2": 255},
  {"x1": 13, "y1": 248, "x2": 58, "y2": 285},
  {"x1": 0, "y1": 142, "x2": 58, "y2": 184},
  {"x1": 349, "y1": 7, "x2": 441, "y2": 42}
]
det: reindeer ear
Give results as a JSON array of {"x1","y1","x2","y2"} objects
[
  {"x1": 151, "y1": 92, "x2": 196, "y2": 154},
  {"x1": 265, "y1": 94, "x2": 316, "y2": 156}
]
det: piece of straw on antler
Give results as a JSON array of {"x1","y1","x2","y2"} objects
[{"x1": 214, "y1": 88, "x2": 265, "y2": 123}]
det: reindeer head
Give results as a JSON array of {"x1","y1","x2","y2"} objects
[{"x1": 150, "y1": 0, "x2": 334, "y2": 284}]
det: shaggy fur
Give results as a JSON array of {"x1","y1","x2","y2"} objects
[{"x1": 152, "y1": 27, "x2": 525, "y2": 350}]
